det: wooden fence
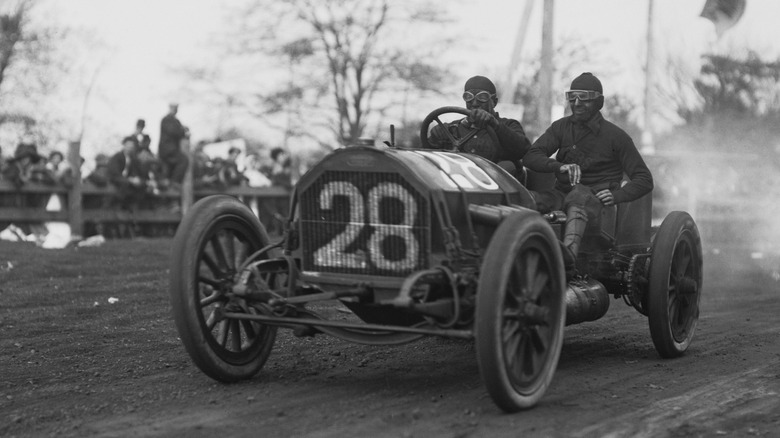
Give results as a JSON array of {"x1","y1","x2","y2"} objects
[{"x1": 0, "y1": 180, "x2": 290, "y2": 238}]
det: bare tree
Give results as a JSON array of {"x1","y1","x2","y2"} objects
[
  {"x1": 0, "y1": 2, "x2": 25, "y2": 88},
  {"x1": 206, "y1": 0, "x2": 452, "y2": 148},
  {"x1": 691, "y1": 53, "x2": 780, "y2": 118},
  {"x1": 0, "y1": 0, "x2": 68, "y2": 143},
  {"x1": 658, "y1": 51, "x2": 780, "y2": 154},
  {"x1": 0, "y1": 0, "x2": 33, "y2": 126}
]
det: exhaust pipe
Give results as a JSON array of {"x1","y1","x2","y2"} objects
[{"x1": 565, "y1": 277, "x2": 610, "y2": 326}]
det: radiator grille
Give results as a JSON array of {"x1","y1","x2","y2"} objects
[{"x1": 300, "y1": 171, "x2": 429, "y2": 277}]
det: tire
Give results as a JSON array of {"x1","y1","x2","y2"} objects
[
  {"x1": 170, "y1": 195, "x2": 278, "y2": 381},
  {"x1": 647, "y1": 211, "x2": 702, "y2": 358},
  {"x1": 475, "y1": 210, "x2": 566, "y2": 412}
]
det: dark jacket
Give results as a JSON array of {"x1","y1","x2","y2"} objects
[
  {"x1": 107, "y1": 151, "x2": 143, "y2": 187},
  {"x1": 428, "y1": 113, "x2": 531, "y2": 163},
  {"x1": 86, "y1": 164, "x2": 110, "y2": 187},
  {"x1": 133, "y1": 132, "x2": 152, "y2": 152},
  {"x1": 158, "y1": 114, "x2": 186, "y2": 159},
  {"x1": 523, "y1": 112, "x2": 653, "y2": 204}
]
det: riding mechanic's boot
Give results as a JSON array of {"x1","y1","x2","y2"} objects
[{"x1": 560, "y1": 206, "x2": 589, "y2": 270}]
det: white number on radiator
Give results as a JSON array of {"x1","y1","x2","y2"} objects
[
  {"x1": 313, "y1": 181, "x2": 366, "y2": 269},
  {"x1": 313, "y1": 181, "x2": 419, "y2": 272}
]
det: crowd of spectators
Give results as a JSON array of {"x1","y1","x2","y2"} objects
[
  {"x1": 0, "y1": 103, "x2": 295, "y2": 213},
  {"x1": 0, "y1": 138, "x2": 75, "y2": 189},
  {"x1": 191, "y1": 144, "x2": 292, "y2": 191}
]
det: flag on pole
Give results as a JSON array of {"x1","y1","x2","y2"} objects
[{"x1": 700, "y1": 0, "x2": 746, "y2": 38}]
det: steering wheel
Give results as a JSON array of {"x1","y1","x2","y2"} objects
[{"x1": 419, "y1": 106, "x2": 500, "y2": 153}]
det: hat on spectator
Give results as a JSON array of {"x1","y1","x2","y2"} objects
[
  {"x1": 95, "y1": 153, "x2": 109, "y2": 164},
  {"x1": 12, "y1": 143, "x2": 42, "y2": 163}
]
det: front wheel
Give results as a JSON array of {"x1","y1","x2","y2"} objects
[
  {"x1": 647, "y1": 211, "x2": 703, "y2": 358},
  {"x1": 475, "y1": 209, "x2": 566, "y2": 412},
  {"x1": 169, "y1": 195, "x2": 278, "y2": 381}
]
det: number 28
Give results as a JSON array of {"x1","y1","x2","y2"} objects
[{"x1": 314, "y1": 181, "x2": 420, "y2": 272}]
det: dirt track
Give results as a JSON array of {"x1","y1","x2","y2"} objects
[{"x1": 1, "y1": 239, "x2": 779, "y2": 437}]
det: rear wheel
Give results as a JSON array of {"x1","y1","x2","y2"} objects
[
  {"x1": 475, "y1": 210, "x2": 566, "y2": 412},
  {"x1": 170, "y1": 195, "x2": 278, "y2": 381},
  {"x1": 648, "y1": 211, "x2": 702, "y2": 358}
]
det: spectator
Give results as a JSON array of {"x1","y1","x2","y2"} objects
[
  {"x1": 46, "y1": 151, "x2": 74, "y2": 186},
  {"x1": 107, "y1": 136, "x2": 146, "y2": 210},
  {"x1": 218, "y1": 146, "x2": 246, "y2": 187},
  {"x1": 137, "y1": 147, "x2": 166, "y2": 196},
  {"x1": 2, "y1": 140, "x2": 46, "y2": 188},
  {"x1": 266, "y1": 147, "x2": 293, "y2": 190},
  {"x1": 132, "y1": 119, "x2": 152, "y2": 153},
  {"x1": 1, "y1": 140, "x2": 51, "y2": 210},
  {"x1": 242, "y1": 153, "x2": 271, "y2": 187},
  {"x1": 86, "y1": 153, "x2": 110, "y2": 187},
  {"x1": 29, "y1": 154, "x2": 55, "y2": 186},
  {"x1": 210, "y1": 157, "x2": 226, "y2": 188},
  {"x1": 158, "y1": 103, "x2": 190, "y2": 187},
  {"x1": 192, "y1": 145, "x2": 220, "y2": 189}
]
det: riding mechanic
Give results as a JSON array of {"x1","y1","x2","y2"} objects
[{"x1": 523, "y1": 72, "x2": 654, "y2": 271}]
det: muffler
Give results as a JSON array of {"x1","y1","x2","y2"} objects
[{"x1": 565, "y1": 277, "x2": 610, "y2": 326}]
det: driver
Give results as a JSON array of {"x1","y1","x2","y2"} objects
[
  {"x1": 427, "y1": 75, "x2": 531, "y2": 171},
  {"x1": 523, "y1": 72, "x2": 654, "y2": 271}
]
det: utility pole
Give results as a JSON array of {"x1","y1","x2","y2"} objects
[
  {"x1": 538, "y1": 0, "x2": 554, "y2": 130},
  {"x1": 502, "y1": 0, "x2": 536, "y2": 103},
  {"x1": 642, "y1": 0, "x2": 656, "y2": 155},
  {"x1": 525, "y1": 0, "x2": 556, "y2": 190}
]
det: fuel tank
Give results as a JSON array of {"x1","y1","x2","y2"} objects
[{"x1": 565, "y1": 277, "x2": 610, "y2": 326}]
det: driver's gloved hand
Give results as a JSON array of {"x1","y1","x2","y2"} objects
[{"x1": 468, "y1": 109, "x2": 499, "y2": 129}]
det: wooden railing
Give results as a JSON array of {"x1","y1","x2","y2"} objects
[{"x1": 0, "y1": 180, "x2": 290, "y2": 238}]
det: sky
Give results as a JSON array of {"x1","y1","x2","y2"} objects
[{"x1": 33, "y1": 0, "x2": 780, "y2": 158}]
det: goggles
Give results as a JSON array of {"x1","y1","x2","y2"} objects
[
  {"x1": 565, "y1": 89, "x2": 602, "y2": 102},
  {"x1": 463, "y1": 90, "x2": 495, "y2": 103}
]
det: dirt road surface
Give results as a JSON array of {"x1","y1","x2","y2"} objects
[{"x1": 1, "y1": 238, "x2": 779, "y2": 437}]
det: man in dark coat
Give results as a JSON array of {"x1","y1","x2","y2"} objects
[
  {"x1": 427, "y1": 75, "x2": 531, "y2": 178},
  {"x1": 523, "y1": 72, "x2": 654, "y2": 270},
  {"x1": 107, "y1": 136, "x2": 146, "y2": 210},
  {"x1": 132, "y1": 119, "x2": 152, "y2": 153},
  {"x1": 158, "y1": 103, "x2": 190, "y2": 186},
  {"x1": 86, "y1": 153, "x2": 110, "y2": 187}
]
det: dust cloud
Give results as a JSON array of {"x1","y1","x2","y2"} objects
[{"x1": 646, "y1": 134, "x2": 780, "y2": 284}]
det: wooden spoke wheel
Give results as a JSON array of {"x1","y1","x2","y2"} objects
[
  {"x1": 170, "y1": 195, "x2": 278, "y2": 381},
  {"x1": 475, "y1": 210, "x2": 566, "y2": 412},
  {"x1": 648, "y1": 211, "x2": 703, "y2": 358}
]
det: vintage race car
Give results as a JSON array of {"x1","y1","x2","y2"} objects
[{"x1": 169, "y1": 107, "x2": 703, "y2": 412}]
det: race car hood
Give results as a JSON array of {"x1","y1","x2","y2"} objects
[{"x1": 296, "y1": 146, "x2": 533, "y2": 203}]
